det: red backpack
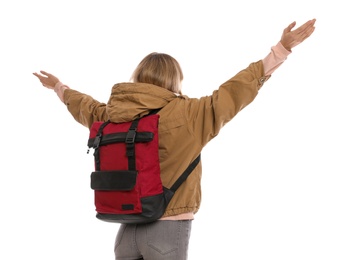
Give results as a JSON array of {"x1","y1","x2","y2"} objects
[{"x1": 87, "y1": 111, "x2": 200, "y2": 224}]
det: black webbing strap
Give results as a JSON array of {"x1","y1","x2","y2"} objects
[
  {"x1": 148, "y1": 108, "x2": 161, "y2": 115},
  {"x1": 125, "y1": 109, "x2": 161, "y2": 171},
  {"x1": 93, "y1": 120, "x2": 111, "y2": 171},
  {"x1": 169, "y1": 154, "x2": 201, "y2": 192},
  {"x1": 125, "y1": 118, "x2": 140, "y2": 171}
]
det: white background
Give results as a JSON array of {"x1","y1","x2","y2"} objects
[{"x1": 1, "y1": 0, "x2": 346, "y2": 259}]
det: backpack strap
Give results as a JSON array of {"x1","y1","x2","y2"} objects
[
  {"x1": 126, "y1": 109, "x2": 161, "y2": 171},
  {"x1": 147, "y1": 108, "x2": 161, "y2": 115},
  {"x1": 92, "y1": 120, "x2": 111, "y2": 171},
  {"x1": 163, "y1": 154, "x2": 201, "y2": 204},
  {"x1": 125, "y1": 118, "x2": 140, "y2": 171},
  {"x1": 169, "y1": 154, "x2": 201, "y2": 192}
]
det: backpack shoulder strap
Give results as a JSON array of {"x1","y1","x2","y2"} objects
[
  {"x1": 147, "y1": 108, "x2": 161, "y2": 116},
  {"x1": 169, "y1": 154, "x2": 201, "y2": 192}
]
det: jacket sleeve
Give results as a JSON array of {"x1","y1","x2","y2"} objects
[
  {"x1": 63, "y1": 89, "x2": 109, "y2": 128},
  {"x1": 186, "y1": 60, "x2": 270, "y2": 146}
]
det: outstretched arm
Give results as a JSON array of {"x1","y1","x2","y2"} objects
[{"x1": 33, "y1": 70, "x2": 107, "y2": 127}]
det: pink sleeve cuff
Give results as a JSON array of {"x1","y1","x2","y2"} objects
[
  {"x1": 54, "y1": 82, "x2": 70, "y2": 103},
  {"x1": 263, "y1": 42, "x2": 291, "y2": 76}
]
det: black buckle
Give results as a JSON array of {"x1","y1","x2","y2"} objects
[
  {"x1": 125, "y1": 129, "x2": 136, "y2": 143},
  {"x1": 93, "y1": 134, "x2": 102, "y2": 149}
]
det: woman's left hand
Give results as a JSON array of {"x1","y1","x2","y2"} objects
[{"x1": 280, "y1": 19, "x2": 316, "y2": 51}]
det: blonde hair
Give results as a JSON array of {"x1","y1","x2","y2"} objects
[{"x1": 131, "y1": 52, "x2": 183, "y2": 94}]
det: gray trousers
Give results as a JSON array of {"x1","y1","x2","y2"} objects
[{"x1": 115, "y1": 220, "x2": 192, "y2": 260}]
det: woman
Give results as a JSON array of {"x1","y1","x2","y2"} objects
[{"x1": 34, "y1": 19, "x2": 316, "y2": 260}]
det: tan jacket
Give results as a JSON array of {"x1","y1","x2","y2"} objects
[{"x1": 63, "y1": 60, "x2": 269, "y2": 217}]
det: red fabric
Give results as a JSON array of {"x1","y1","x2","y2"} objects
[{"x1": 89, "y1": 115, "x2": 163, "y2": 214}]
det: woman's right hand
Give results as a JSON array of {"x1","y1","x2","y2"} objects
[{"x1": 33, "y1": 70, "x2": 60, "y2": 89}]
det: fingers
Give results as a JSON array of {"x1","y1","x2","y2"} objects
[
  {"x1": 284, "y1": 21, "x2": 296, "y2": 33},
  {"x1": 294, "y1": 19, "x2": 316, "y2": 34},
  {"x1": 33, "y1": 71, "x2": 47, "y2": 78},
  {"x1": 33, "y1": 72, "x2": 45, "y2": 80},
  {"x1": 301, "y1": 25, "x2": 315, "y2": 38},
  {"x1": 40, "y1": 70, "x2": 51, "y2": 76},
  {"x1": 284, "y1": 19, "x2": 315, "y2": 37},
  {"x1": 294, "y1": 19, "x2": 316, "y2": 41},
  {"x1": 33, "y1": 71, "x2": 50, "y2": 78}
]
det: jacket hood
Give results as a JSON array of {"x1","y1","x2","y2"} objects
[{"x1": 106, "y1": 82, "x2": 177, "y2": 122}]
